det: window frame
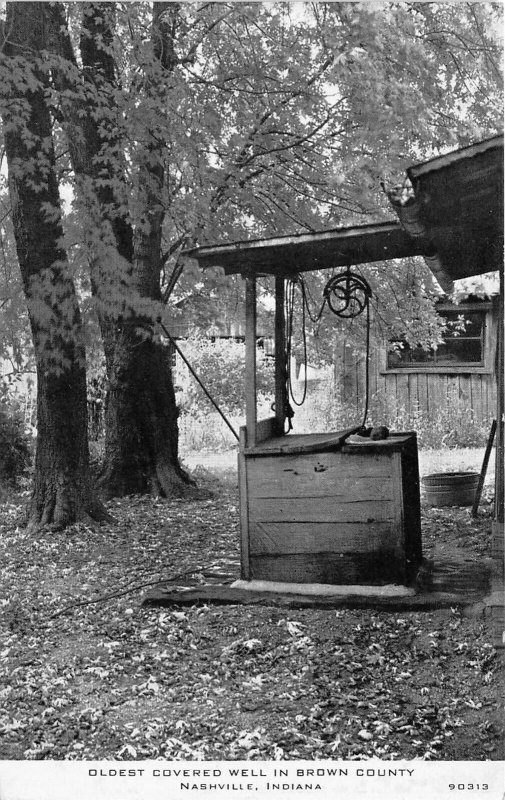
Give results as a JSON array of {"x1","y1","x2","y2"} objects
[{"x1": 382, "y1": 302, "x2": 493, "y2": 375}]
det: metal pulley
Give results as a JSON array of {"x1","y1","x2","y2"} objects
[{"x1": 323, "y1": 266, "x2": 372, "y2": 319}]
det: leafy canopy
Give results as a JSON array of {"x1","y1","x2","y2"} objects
[{"x1": 0, "y1": 2, "x2": 502, "y2": 373}]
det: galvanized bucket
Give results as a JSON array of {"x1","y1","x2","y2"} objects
[{"x1": 422, "y1": 472, "x2": 479, "y2": 507}]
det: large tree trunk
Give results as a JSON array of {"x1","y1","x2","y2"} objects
[
  {"x1": 30, "y1": 360, "x2": 111, "y2": 531},
  {"x1": 1, "y1": 2, "x2": 111, "y2": 531},
  {"x1": 98, "y1": 326, "x2": 197, "y2": 498},
  {"x1": 49, "y1": 2, "x2": 195, "y2": 498},
  {"x1": 96, "y1": 4, "x2": 196, "y2": 498}
]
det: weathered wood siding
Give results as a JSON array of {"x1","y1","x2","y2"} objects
[
  {"x1": 337, "y1": 303, "x2": 498, "y2": 421},
  {"x1": 240, "y1": 435, "x2": 421, "y2": 586}
]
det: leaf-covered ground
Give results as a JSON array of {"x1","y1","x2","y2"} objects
[{"x1": 0, "y1": 473, "x2": 503, "y2": 762}]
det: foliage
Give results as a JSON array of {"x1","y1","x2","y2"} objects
[
  {"x1": 0, "y1": 2, "x2": 109, "y2": 531},
  {"x1": 375, "y1": 401, "x2": 494, "y2": 451},
  {"x1": 285, "y1": 259, "x2": 448, "y2": 368},
  {"x1": 0, "y1": 405, "x2": 30, "y2": 487},
  {"x1": 1, "y1": 1, "x2": 502, "y2": 350},
  {"x1": 292, "y1": 381, "x2": 494, "y2": 450},
  {"x1": 175, "y1": 336, "x2": 274, "y2": 416},
  {"x1": 179, "y1": 413, "x2": 240, "y2": 455},
  {"x1": 0, "y1": 2, "x2": 502, "y2": 505},
  {"x1": 0, "y1": 486, "x2": 502, "y2": 761},
  {"x1": 86, "y1": 354, "x2": 107, "y2": 442}
]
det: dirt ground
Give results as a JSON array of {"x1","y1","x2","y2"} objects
[{"x1": 0, "y1": 467, "x2": 503, "y2": 761}]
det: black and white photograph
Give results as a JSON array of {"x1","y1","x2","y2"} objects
[{"x1": 0, "y1": 1, "x2": 503, "y2": 798}]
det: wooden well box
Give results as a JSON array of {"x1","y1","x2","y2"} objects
[{"x1": 238, "y1": 429, "x2": 422, "y2": 586}]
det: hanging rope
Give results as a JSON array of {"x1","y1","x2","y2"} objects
[
  {"x1": 159, "y1": 322, "x2": 239, "y2": 442},
  {"x1": 285, "y1": 278, "x2": 308, "y2": 407},
  {"x1": 284, "y1": 268, "x2": 373, "y2": 431}
]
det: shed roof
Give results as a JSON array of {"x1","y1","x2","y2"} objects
[{"x1": 404, "y1": 134, "x2": 503, "y2": 281}]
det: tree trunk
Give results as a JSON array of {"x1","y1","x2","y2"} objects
[
  {"x1": 30, "y1": 361, "x2": 111, "y2": 531},
  {"x1": 48, "y1": 2, "x2": 196, "y2": 499},
  {"x1": 98, "y1": 325, "x2": 197, "y2": 498},
  {"x1": 97, "y1": 5, "x2": 197, "y2": 498},
  {"x1": 1, "y1": 2, "x2": 111, "y2": 531}
]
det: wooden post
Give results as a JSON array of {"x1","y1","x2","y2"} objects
[
  {"x1": 237, "y1": 427, "x2": 250, "y2": 579},
  {"x1": 490, "y1": 265, "x2": 504, "y2": 649},
  {"x1": 274, "y1": 275, "x2": 287, "y2": 436},
  {"x1": 494, "y1": 268, "x2": 504, "y2": 525},
  {"x1": 472, "y1": 419, "x2": 497, "y2": 517},
  {"x1": 245, "y1": 276, "x2": 257, "y2": 448}
]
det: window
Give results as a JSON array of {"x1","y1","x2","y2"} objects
[{"x1": 386, "y1": 304, "x2": 489, "y2": 372}]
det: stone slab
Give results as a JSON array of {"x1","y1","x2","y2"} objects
[
  {"x1": 143, "y1": 583, "x2": 480, "y2": 611},
  {"x1": 230, "y1": 579, "x2": 416, "y2": 597}
]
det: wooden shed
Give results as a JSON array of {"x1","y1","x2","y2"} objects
[
  {"x1": 334, "y1": 293, "x2": 499, "y2": 427},
  {"x1": 389, "y1": 135, "x2": 503, "y2": 538}
]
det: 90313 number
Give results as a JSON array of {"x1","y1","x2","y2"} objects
[{"x1": 449, "y1": 786, "x2": 489, "y2": 791}]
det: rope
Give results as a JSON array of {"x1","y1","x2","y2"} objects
[
  {"x1": 362, "y1": 300, "x2": 371, "y2": 429},
  {"x1": 284, "y1": 269, "x2": 373, "y2": 430},
  {"x1": 159, "y1": 322, "x2": 239, "y2": 442},
  {"x1": 285, "y1": 278, "x2": 308, "y2": 407}
]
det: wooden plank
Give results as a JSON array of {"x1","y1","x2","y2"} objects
[
  {"x1": 426, "y1": 373, "x2": 443, "y2": 420},
  {"x1": 248, "y1": 474, "x2": 393, "y2": 501},
  {"x1": 249, "y1": 552, "x2": 406, "y2": 585},
  {"x1": 371, "y1": 344, "x2": 381, "y2": 398},
  {"x1": 249, "y1": 497, "x2": 394, "y2": 524},
  {"x1": 391, "y1": 450, "x2": 405, "y2": 552},
  {"x1": 400, "y1": 434, "x2": 422, "y2": 570},
  {"x1": 246, "y1": 451, "x2": 394, "y2": 498},
  {"x1": 494, "y1": 269, "x2": 504, "y2": 524},
  {"x1": 472, "y1": 419, "x2": 497, "y2": 517},
  {"x1": 417, "y1": 372, "x2": 429, "y2": 416},
  {"x1": 382, "y1": 372, "x2": 394, "y2": 415},
  {"x1": 237, "y1": 452, "x2": 250, "y2": 580},
  {"x1": 407, "y1": 372, "x2": 418, "y2": 417},
  {"x1": 239, "y1": 425, "x2": 247, "y2": 450},
  {"x1": 342, "y1": 342, "x2": 355, "y2": 404},
  {"x1": 482, "y1": 375, "x2": 489, "y2": 419},
  {"x1": 470, "y1": 374, "x2": 484, "y2": 424},
  {"x1": 249, "y1": 520, "x2": 398, "y2": 555},
  {"x1": 457, "y1": 375, "x2": 472, "y2": 413},
  {"x1": 484, "y1": 299, "x2": 498, "y2": 372},
  {"x1": 274, "y1": 276, "x2": 287, "y2": 436},
  {"x1": 255, "y1": 417, "x2": 276, "y2": 444},
  {"x1": 396, "y1": 372, "x2": 409, "y2": 416},
  {"x1": 342, "y1": 437, "x2": 412, "y2": 454},
  {"x1": 447, "y1": 375, "x2": 459, "y2": 408},
  {"x1": 245, "y1": 276, "x2": 257, "y2": 447},
  {"x1": 485, "y1": 374, "x2": 495, "y2": 419},
  {"x1": 245, "y1": 428, "x2": 357, "y2": 455},
  {"x1": 355, "y1": 348, "x2": 365, "y2": 403}
]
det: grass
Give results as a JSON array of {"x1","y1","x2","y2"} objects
[{"x1": 182, "y1": 446, "x2": 495, "y2": 488}]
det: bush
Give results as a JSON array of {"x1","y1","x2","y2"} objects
[
  {"x1": 175, "y1": 336, "x2": 274, "y2": 417},
  {"x1": 289, "y1": 381, "x2": 493, "y2": 450},
  {"x1": 179, "y1": 397, "x2": 273, "y2": 454},
  {"x1": 0, "y1": 407, "x2": 31, "y2": 486}
]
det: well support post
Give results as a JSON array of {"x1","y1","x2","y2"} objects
[
  {"x1": 245, "y1": 275, "x2": 257, "y2": 448},
  {"x1": 274, "y1": 275, "x2": 287, "y2": 436}
]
